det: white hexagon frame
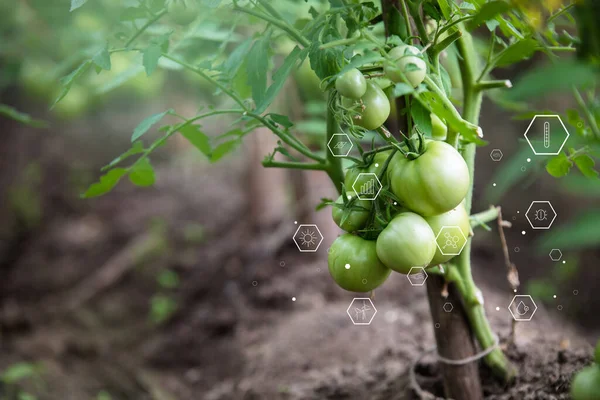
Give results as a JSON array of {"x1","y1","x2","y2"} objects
[
  {"x1": 327, "y1": 133, "x2": 354, "y2": 158},
  {"x1": 292, "y1": 224, "x2": 324, "y2": 252},
  {"x1": 490, "y1": 149, "x2": 503, "y2": 162},
  {"x1": 435, "y1": 226, "x2": 468, "y2": 256},
  {"x1": 346, "y1": 297, "x2": 377, "y2": 325},
  {"x1": 443, "y1": 302, "x2": 454, "y2": 312},
  {"x1": 549, "y1": 249, "x2": 563, "y2": 261},
  {"x1": 524, "y1": 115, "x2": 570, "y2": 156},
  {"x1": 407, "y1": 267, "x2": 428, "y2": 286},
  {"x1": 525, "y1": 201, "x2": 557, "y2": 230},
  {"x1": 508, "y1": 295, "x2": 538, "y2": 322},
  {"x1": 352, "y1": 172, "x2": 382, "y2": 201}
]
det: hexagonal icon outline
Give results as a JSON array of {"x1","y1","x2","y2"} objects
[
  {"x1": 292, "y1": 224, "x2": 324, "y2": 252},
  {"x1": 490, "y1": 148, "x2": 503, "y2": 162},
  {"x1": 508, "y1": 295, "x2": 538, "y2": 322},
  {"x1": 346, "y1": 297, "x2": 377, "y2": 326},
  {"x1": 525, "y1": 201, "x2": 557, "y2": 230},
  {"x1": 443, "y1": 302, "x2": 454, "y2": 313},
  {"x1": 352, "y1": 172, "x2": 382, "y2": 201},
  {"x1": 549, "y1": 248, "x2": 563, "y2": 261},
  {"x1": 435, "y1": 225, "x2": 468, "y2": 256},
  {"x1": 406, "y1": 267, "x2": 428, "y2": 286},
  {"x1": 524, "y1": 115, "x2": 570, "y2": 156},
  {"x1": 327, "y1": 133, "x2": 354, "y2": 158}
]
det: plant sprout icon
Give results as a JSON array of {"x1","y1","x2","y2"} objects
[
  {"x1": 299, "y1": 228, "x2": 318, "y2": 247},
  {"x1": 534, "y1": 209, "x2": 548, "y2": 221},
  {"x1": 516, "y1": 301, "x2": 530, "y2": 316},
  {"x1": 442, "y1": 232, "x2": 460, "y2": 250},
  {"x1": 355, "y1": 301, "x2": 372, "y2": 321}
]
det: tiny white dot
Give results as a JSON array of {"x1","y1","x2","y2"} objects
[
  {"x1": 374, "y1": 163, "x2": 379, "y2": 168},
  {"x1": 294, "y1": 221, "x2": 297, "y2": 224},
  {"x1": 292, "y1": 297, "x2": 296, "y2": 301},
  {"x1": 345, "y1": 263, "x2": 351, "y2": 270},
  {"x1": 496, "y1": 307, "x2": 500, "y2": 311},
  {"x1": 527, "y1": 158, "x2": 531, "y2": 162},
  {"x1": 521, "y1": 231, "x2": 526, "y2": 235},
  {"x1": 553, "y1": 295, "x2": 557, "y2": 299},
  {"x1": 562, "y1": 260, "x2": 566, "y2": 264},
  {"x1": 517, "y1": 211, "x2": 520, "y2": 214},
  {"x1": 493, "y1": 183, "x2": 497, "y2": 187},
  {"x1": 393, "y1": 202, "x2": 397, "y2": 205},
  {"x1": 347, "y1": 194, "x2": 352, "y2": 199},
  {"x1": 514, "y1": 289, "x2": 517, "y2": 293}
]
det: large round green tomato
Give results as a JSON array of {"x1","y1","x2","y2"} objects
[
  {"x1": 352, "y1": 82, "x2": 390, "y2": 130},
  {"x1": 376, "y1": 212, "x2": 436, "y2": 274},
  {"x1": 425, "y1": 204, "x2": 470, "y2": 265},
  {"x1": 431, "y1": 113, "x2": 448, "y2": 140},
  {"x1": 328, "y1": 234, "x2": 391, "y2": 292},
  {"x1": 384, "y1": 45, "x2": 427, "y2": 87},
  {"x1": 389, "y1": 140, "x2": 470, "y2": 216},
  {"x1": 571, "y1": 365, "x2": 600, "y2": 400},
  {"x1": 168, "y1": 0, "x2": 199, "y2": 25},
  {"x1": 332, "y1": 191, "x2": 372, "y2": 232},
  {"x1": 336, "y1": 68, "x2": 367, "y2": 99}
]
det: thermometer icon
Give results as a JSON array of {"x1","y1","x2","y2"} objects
[{"x1": 543, "y1": 121, "x2": 550, "y2": 148}]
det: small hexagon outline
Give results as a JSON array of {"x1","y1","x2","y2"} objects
[
  {"x1": 352, "y1": 172, "x2": 382, "y2": 201},
  {"x1": 524, "y1": 115, "x2": 570, "y2": 156},
  {"x1": 549, "y1": 248, "x2": 563, "y2": 261},
  {"x1": 490, "y1": 149, "x2": 504, "y2": 162},
  {"x1": 292, "y1": 224, "x2": 324, "y2": 252},
  {"x1": 327, "y1": 133, "x2": 354, "y2": 158},
  {"x1": 346, "y1": 297, "x2": 377, "y2": 325},
  {"x1": 435, "y1": 225, "x2": 468, "y2": 256},
  {"x1": 443, "y1": 302, "x2": 454, "y2": 312},
  {"x1": 525, "y1": 201, "x2": 557, "y2": 230},
  {"x1": 508, "y1": 295, "x2": 538, "y2": 322},
  {"x1": 407, "y1": 267, "x2": 428, "y2": 286}
]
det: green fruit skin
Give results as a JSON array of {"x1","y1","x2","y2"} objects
[
  {"x1": 336, "y1": 68, "x2": 367, "y2": 99},
  {"x1": 332, "y1": 192, "x2": 372, "y2": 232},
  {"x1": 376, "y1": 212, "x2": 437, "y2": 274},
  {"x1": 353, "y1": 82, "x2": 391, "y2": 130},
  {"x1": 344, "y1": 150, "x2": 393, "y2": 190},
  {"x1": 431, "y1": 113, "x2": 448, "y2": 140},
  {"x1": 425, "y1": 204, "x2": 470, "y2": 265},
  {"x1": 328, "y1": 234, "x2": 391, "y2": 292},
  {"x1": 384, "y1": 45, "x2": 427, "y2": 87},
  {"x1": 571, "y1": 365, "x2": 600, "y2": 400},
  {"x1": 389, "y1": 140, "x2": 470, "y2": 216}
]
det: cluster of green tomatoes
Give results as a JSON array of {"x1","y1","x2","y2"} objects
[{"x1": 327, "y1": 44, "x2": 471, "y2": 293}]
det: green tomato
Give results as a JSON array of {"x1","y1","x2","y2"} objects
[
  {"x1": 336, "y1": 68, "x2": 367, "y2": 99},
  {"x1": 389, "y1": 140, "x2": 470, "y2": 216},
  {"x1": 344, "y1": 150, "x2": 393, "y2": 190},
  {"x1": 425, "y1": 204, "x2": 470, "y2": 265},
  {"x1": 168, "y1": 0, "x2": 199, "y2": 25},
  {"x1": 384, "y1": 45, "x2": 427, "y2": 87},
  {"x1": 332, "y1": 191, "x2": 372, "y2": 232},
  {"x1": 351, "y1": 82, "x2": 390, "y2": 130},
  {"x1": 571, "y1": 365, "x2": 600, "y2": 400},
  {"x1": 376, "y1": 212, "x2": 437, "y2": 274},
  {"x1": 328, "y1": 234, "x2": 391, "y2": 292},
  {"x1": 431, "y1": 113, "x2": 448, "y2": 140}
]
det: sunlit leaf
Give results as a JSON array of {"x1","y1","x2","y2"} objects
[
  {"x1": 129, "y1": 158, "x2": 156, "y2": 187},
  {"x1": 0, "y1": 104, "x2": 48, "y2": 128},
  {"x1": 178, "y1": 124, "x2": 211, "y2": 157},
  {"x1": 82, "y1": 168, "x2": 128, "y2": 198},
  {"x1": 131, "y1": 110, "x2": 172, "y2": 142},
  {"x1": 546, "y1": 153, "x2": 572, "y2": 177}
]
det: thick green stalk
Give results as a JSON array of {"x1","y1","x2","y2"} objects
[
  {"x1": 455, "y1": 28, "x2": 516, "y2": 383},
  {"x1": 326, "y1": 92, "x2": 344, "y2": 194}
]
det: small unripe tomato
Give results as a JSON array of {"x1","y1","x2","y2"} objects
[
  {"x1": 352, "y1": 82, "x2": 391, "y2": 130},
  {"x1": 344, "y1": 150, "x2": 393, "y2": 190},
  {"x1": 332, "y1": 191, "x2": 372, "y2": 232},
  {"x1": 328, "y1": 234, "x2": 391, "y2": 292},
  {"x1": 168, "y1": 0, "x2": 199, "y2": 26},
  {"x1": 384, "y1": 45, "x2": 427, "y2": 87},
  {"x1": 425, "y1": 204, "x2": 470, "y2": 265},
  {"x1": 431, "y1": 113, "x2": 448, "y2": 140},
  {"x1": 335, "y1": 68, "x2": 367, "y2": 99},
  {"x1": 571, "y1": 365, "x2": 600, "y2": 400},
  {"x1": 376, "y1": 212, "x2": 437, "y2": 274}
]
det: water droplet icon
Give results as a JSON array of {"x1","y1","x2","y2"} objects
[{"x1": 516, "y1": 301, "x2": 530, "y2": 316}]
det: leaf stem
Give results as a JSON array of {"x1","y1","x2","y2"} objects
[
  {"x1": 325, "y1": 92, "x2": 345, "y2": 194},
  {"x1": 262, "y1": 160, "x2": 327, "y2": 170},
  {"x1": 125, "y1": 8, "x2": 168, "y2": 48}
]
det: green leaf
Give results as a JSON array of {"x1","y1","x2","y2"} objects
[
  {"x1": 470, "y1": 1, "x2": 510, "y2": 28},
  {"x1": 70, "y1": 0, "x2": 88, "y2": 11},
  {"x1": 573, "y1": 154, "x2": 599, "y2": 178},
  {"x1": 142, "y1": 44, "x2": 162, "y2": 76},
  {"x1": 246, "y1": 34, "x2": 271, "y2": 107},
  {"x1": 129, "y1": 158, "x2": 155, "y2": 187},
  {"x1": 546, "y1": 153, "x2": 573, "y2": 178},
  {"x1": 437, "y1": 0, "x2": 452, "y2": 20},
  {"x1": 131, "y1": 110, "x2": 171, "y2": 142},
  {"x1": 537, "y1": 210, "x2": 600, "y2": 251},
  {"x1": 93, "y1": 47, "x2": 111, "y2": 71},
  {"x1": 223, "y1": 38, "x2": 252, "y2": 76},
  {"x1": 1, "y1": 363, "x2": 41, "y2": 384},
  {"x1": 210, "y1": 140, "x2": 240, "y2": 163},
  {"x1": 308, "y1": 40, "x2": 343, "y2": 81},
  {"x1": 157, "y1": 270, "x2": 180, "y2": 289},
  {"x1": 255, "y1": 46, "x2": 308, "y2": 113},
  {"x1": 103, "y1": 141, "x2": 145, "y2": 171},
  {"x1": 505, "y1": 60, "x2": 597, "y2": 101},
  {"x1": 393, "y1": 83, "x2": 414, "y2": 97},
  {"x1": 411, "y1": 101, "x2": 432, "y2": 136},
  {"x1": 0, "y1": 104, "x2": 48, "y2": 128},
  {"x1": 52, "y1": 60, "x2": 92, "y2": 108},
  {"x1": 495, "y1": 38, "x2": 538, "y2": 67},
  {"x1": 178, "y1": 124, "x2": 211, "y2": 157},
  {"x1": 268, "y1": 113, "x2": 294, "y2": 128},
  {"x1": 82, "y1": 168, "x2": 127, "y2": 198}
]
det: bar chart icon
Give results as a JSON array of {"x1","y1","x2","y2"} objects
[{"x1": 352, "y1": 172, "x2": 382, "y2": 201}]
